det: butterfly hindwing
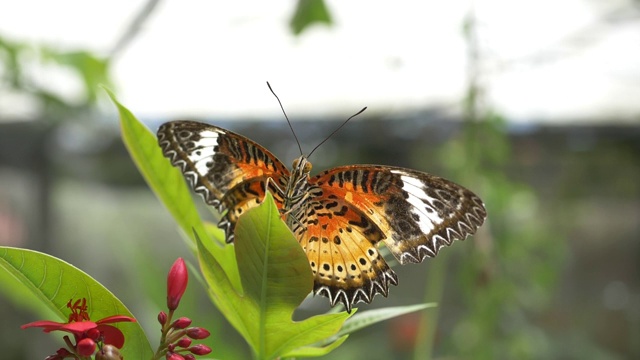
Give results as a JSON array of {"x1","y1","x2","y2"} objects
[
  {"x1": 290, "y1": 186, "x2": 398, "y2": 312},
  {"x1": 157, "y1": 121, "x2": 290, "y2": 241}
]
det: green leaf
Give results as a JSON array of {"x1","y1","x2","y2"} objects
[
  {"x1": 337, "y1": 303, "x2": 436, "y2": 338},
  {"x1": 290, "y1": 0, "x2": 333, "y2": 35},
  {"x1": 281, "y1": 334, "x2": 349, "y2": 357},
  {"x1": 104, "y1": 88, "x2": 241, "y2": 292},
  {"x1": 197, "y1": 193, "x2": 351, "y2": 359},
  {"x1": 0, "y1": 247, "x2": 152, "y2": 358}
]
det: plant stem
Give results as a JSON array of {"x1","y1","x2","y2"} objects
[{"x1": 413, "y1": 250, "x2": 449, "y2": 360}]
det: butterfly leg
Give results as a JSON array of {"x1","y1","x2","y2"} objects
[{"x1": 264, "y1": 176, "x2": 310, "y2": 231}]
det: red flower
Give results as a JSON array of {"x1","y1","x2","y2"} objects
[
  {"x1": 22, "y1": 298, "x2": 136, "y2": 350},
  {"x1": 22, "y1": 314, "x2": 136, "y2": 348},
  {"x1": 167, "y1": 258, "x2": 189, "y2": 310}
]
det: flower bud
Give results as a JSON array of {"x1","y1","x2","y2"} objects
[
  {"x1": 177, "y1": 337, "x2": 192, "y2": 348},
  {"x1": 167, "y1": 258, "x2": 188, "y2": 310},
  {"x1": 184, "y1": 355, "x2": 196, "y2": 360},
  {"x1": 158, "y1": 311, "x2": 168, "y2": 325},
  {"x1": 172, "y1": 317, "x2": 192, "y2": 329},
  {"x1": 46, "y1": 348, "x2": 72, "y2": 360},
  {"x1": 86, "y1": 327, "x2": 101, "y2": 341},
  {"x1": 166, "y1": 353, "x2": 185, "y2": 360},
  {"x1": 95, "y1": 344, "x2": 123, "y2": 360},
  {"x1": 189, "y1": 344, "x2": 212, "y2": 355},
  {"x1": 186, "y1": 327, "x2": 210, "y2": 340},
  {"x1": 77, "y1": 338, "x2": 97, "y2": 356}
]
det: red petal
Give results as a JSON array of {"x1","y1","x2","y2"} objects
[
  {"x1": 97, "y1": 324, "x2": 126, "y2": 348},
  {"x1": 59, "y1": 321, "x2": 98, "y2": 334},
  {"x1": 96, "y1": 315, "x2": 136, "y2": 325},
  {"x1": 21, "y1": 320, "x2": 65, "y2": 331}
]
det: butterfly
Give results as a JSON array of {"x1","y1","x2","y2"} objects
[{"x1": 157, "y1": 120, "x2": 487, "y2": 312}]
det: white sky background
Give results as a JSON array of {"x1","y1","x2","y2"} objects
[{"x1": 0, "y1": 0, "x2": 639, "y2": 124}]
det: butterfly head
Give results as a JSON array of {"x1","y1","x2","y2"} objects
[{"x1": 292, "y1": 155, "x2": 312, "y2": 178}]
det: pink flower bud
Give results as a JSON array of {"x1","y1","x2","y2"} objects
[
  {"x1": 189, "y1": 344, "x2": 212, "y2": 355},
  {"x1": 77, "y1": 338, "x2": 97, "y2": 356},
  {"x1": 186, "y1": 327, "x2": 210, "y2": 340},
  {"x1": 184, "y1": 355, "x2": 196, "y2": 360},
  {"x1": 166, "y1": 353, "x2": 185, "y2": 360},
  {"x1": 172, "y1": 317, "x2": 192, "y2": 329},
  {"x1": 158, "y1": 311, "x2": 167, "y2": 325},
  {"x1": 167, "y1": 258, "x2": 188, "y2": 310},
  {"x1": 177, "y1": 337, "x2": 192, "y2": 348}
]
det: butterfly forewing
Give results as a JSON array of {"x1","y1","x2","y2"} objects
[
  {"x1": 157, "y1": 121, "x2": 290, "y2": 241},
  {"x1": 158, "y1": 120, "x2": 487, "y2": 312}
]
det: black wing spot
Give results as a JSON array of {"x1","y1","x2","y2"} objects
[{"x1": 334, "y1": 205, "x2": 348, "y2": 216}]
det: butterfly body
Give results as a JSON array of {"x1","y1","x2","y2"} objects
[{"x1": 158, "y1": 121, "x2": 486, "y2": 312}]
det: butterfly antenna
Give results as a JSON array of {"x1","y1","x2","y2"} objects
[
  {"x1": 267, "y1": 81, "x2": 304, "y2": 156},
  {"x1": 307, "y1": 106, "x2": 367, "y2": 158}
]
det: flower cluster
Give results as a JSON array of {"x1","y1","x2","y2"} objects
[
  {"x1": 21, "y1": 298, "x2": 136, "y2": 359},
  {"x1": 21, "y1": 258, "x2": 211, "y2": 360},
  {"x1": 155, "y1": 258, "x2": 211, "y2": 360}
]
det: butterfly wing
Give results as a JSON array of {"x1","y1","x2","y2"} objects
[
  {"x1": 290, "y1": 187, "x2": 399, "y2": 312},
  {"x1": 297, "y1": 165, "x2": 486, "y2": 310},
  {"x1": 157, "y1": 121, "x2": 291, "y2": 241}
]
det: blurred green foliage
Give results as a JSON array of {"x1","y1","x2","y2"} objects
[
  {"x1": 0, "y1": 34, "x2": 110, "y2": 121},
  {"x1": 290, "y1": 0, "x2": 333, "y2": 35}
]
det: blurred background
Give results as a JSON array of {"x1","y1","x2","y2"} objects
[{"x1": 1, "y1": 0, "x2": 639, "y2": 359}]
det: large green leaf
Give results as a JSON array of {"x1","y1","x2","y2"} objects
[
  {"x1": 105, "y1": 88, "x2": 241, "y2": 292},
  {"x1": 197, "y1": 193, "x2": 351, "y2": 360},
  {"x1": 0, "y1": 247, "x2": 152, "y2": 358}
]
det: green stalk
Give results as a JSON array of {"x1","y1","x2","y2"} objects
[{"x1": 413, "y1": 250, "x2": 449, "y2": 360}]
